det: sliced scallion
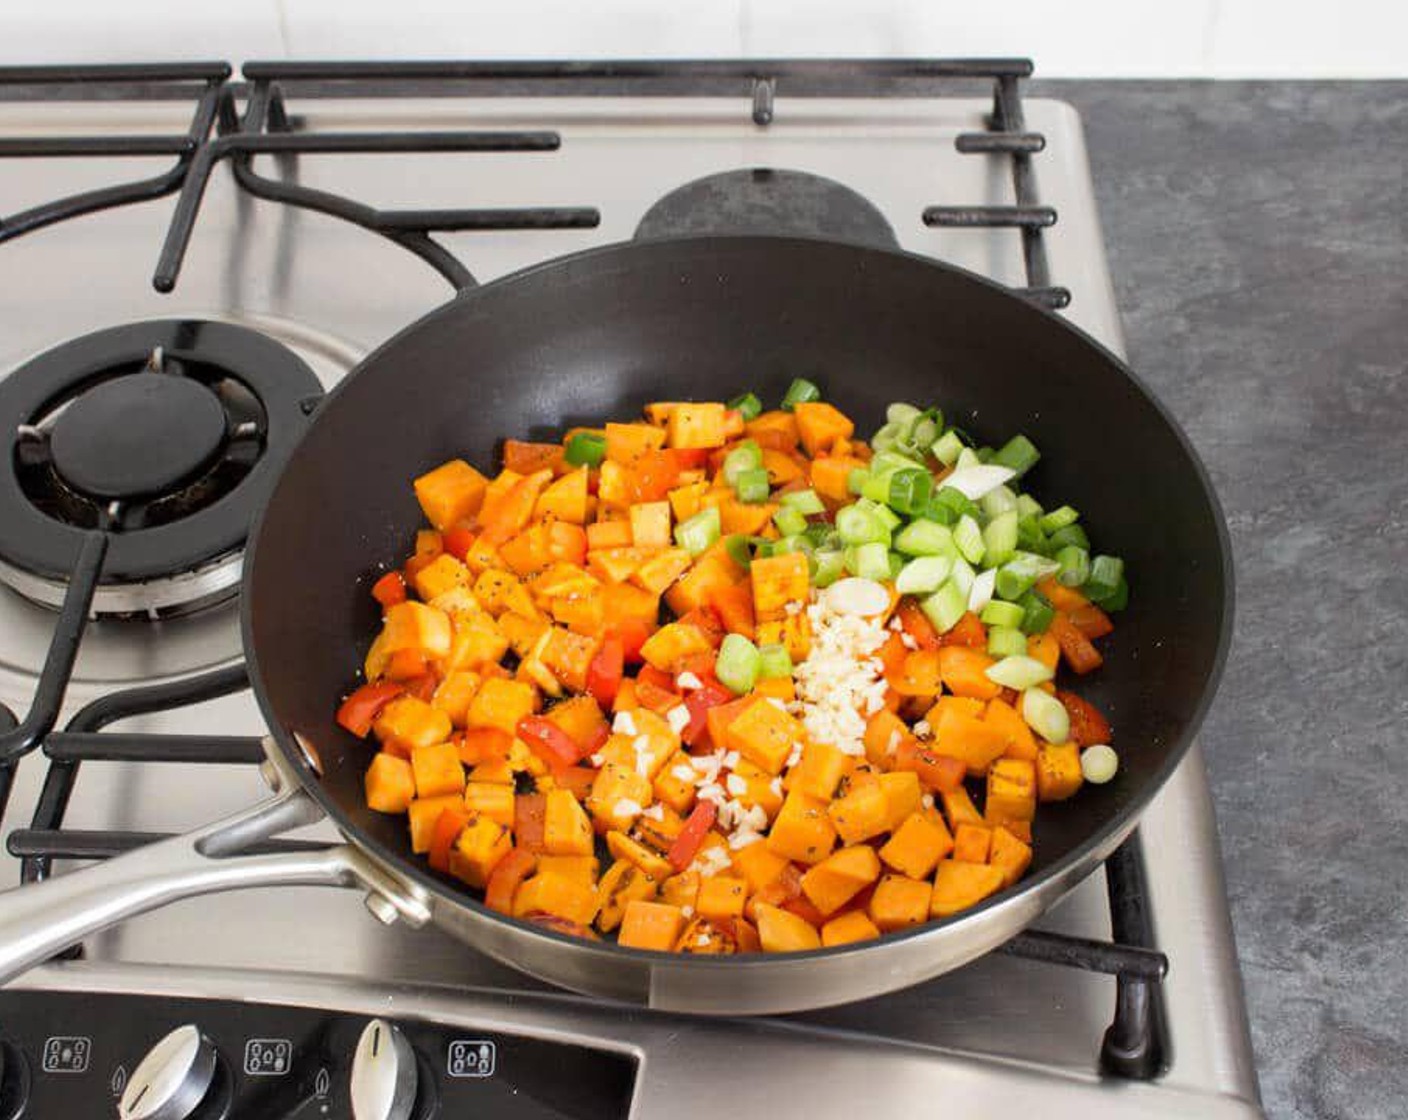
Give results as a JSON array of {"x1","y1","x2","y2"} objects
[
  {"x1": 773, "y1": 506, "x2": 808, "y2": 538},
  {"x1": 920, "y1": 579, "x2": 969, "y2": 633},
  {"x1": 757, "y1": 643, "x2": 793, "y2": 680},
  {"x1": 953, "y1": 514, "x2": 986, "y2": 565},
  {"x1": 895, "y1": 555, "x2": 953, "y2": 596},
  {"x1": 836, "y1": 503, "x2": 889, "y2": 546},
  {"x1": 780, "y1": 488, "x2": 825, "y2": 515},
  {"x1": 1055, "y1": 545, "x2": 1091, "y2": 588},
  {"x1": 931, "y1": 429, "x2": 966, "y2": 467},
  {"x1": 980, "y1": 599, "x2": 1025, "y2": 629},
  {"x1": 1018, "y1": 589, "x2": 1055, "y2": 634},
  {"x1": 734, "y1": 467, "x2": 771, "y2": 504},
  {"x1": 983, "y1": 510, "x2": 1019, "y2": 567},
  {"x1": 716, "y1": 633, "x2": 762, "y2": 695},
  {"x1": 1039, "y1": 504, "x2": 1079, "y2": 534},
  {"x1": 986, "y1": 654, "x2": 1055, "y2": 690},
  {"x1": 722, "y1": 441, "x2": 762, "y2": 488},
  {"x1": 992, "y1": 434, "x2": 1041, "y2": 477},
  {"x1": 781, "y1": 377, "x2": 821, "y2": 411},
  {"x1": 727, "y1": 392, "x2": 763, "y2": 422},
  {"x1": 893, "y1": 518, "x2": 956, "y2": 557},
  {"x1": 986, "y1": 625, "x2": 1029, "y2": 659},
  {"x1": 1021, "y1": 687, "x2": 1070, "y2": 743},
  {"x1": 1085, "y1": 555, "x2": 1126, "y2": 601},
  {"x1": 674, "y1": 507, "x2": 721, "y2": 556},
  {"x1": 848, "y1": 542, "x2": 891, "y2": 581},
  {"x1": 812, "y1": 549, "x2": 846, "y2": 588},
  {"x1": 1081, "y1": 744, "x2": 1119, "y2": 784}
]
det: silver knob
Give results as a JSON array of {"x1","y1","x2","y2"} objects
[
  {"x1": 117, "y1": 1025, "x2": 217, "y2": 1120},
  {"x1": 350, "y1": 1019, "x2": 418, "y2": 1120}
]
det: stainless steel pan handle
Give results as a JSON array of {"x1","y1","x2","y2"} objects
[{"x1": 0, "y1": 741, "x2": 430, "y2": 986}]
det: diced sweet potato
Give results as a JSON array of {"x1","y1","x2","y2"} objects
[
  {"x1": 665, "y1": 549, "x2": 743, "y2": 617},
  {"x1": 414, "y1": 459, "x2": 488, "y2": 530},
  {"x1": 365, "y1": 753, "x2": 415, "y2": 813},
  {"x1": 726, "y1": 698, "x2": 805, "y2": 775},
  {"x1": 586, "y1": 763, "x2": 654, "y2": 832},
  {"x1": 412, "y1": 553, "x2": 473, "y2": 601},
  {"x1": 365, "y1": 601, "x2": 453, "y2": 678},
  {"x1": 793, "y1": 401, "x2": 855, "y2": 457},
  {"x1": 821, "y1": 910, "x2": 881, "y2": 947},
  {"x1": 984, "y1": 696, "x2": 1038, "y2": 762},
  {"x1": 618, "y1": 900, "x2": 686, "y2": 950},
  {"x1": 1036, "y1": 742, "x2": 1084, "y2": 801},
  {"x1": 745, "y1": 410, "x2": 800, "y2": 452},
  {"x1": 879, "y1": 809, "x2": 954, "y2": 879},
  {"x1": 937, "y1": 646, "x2": 1002, "y2": 700},
  {"x1": 810, "y1": 455, "x2": 865, "y2": 504},
  {"x1": 473, "y1": 569, "x2": 538, "y2": 619},
  {"x1": 449, "y1": 815, "x2": 512, "y2": 887},
  {"x1": 826, "y1": 773, "x2": 891, "y2": 844},
  {"x1": 800, "y1": 845, "x2": 881, "y2": 916},
  {"x1": 595, "y1": 860, "x2": 659, "y2": 932},
  {"x1": 410, "y1": 741, "x2": 465, "y2": 799},
  {"x1": 539, "y1": 627, "x2": 602, "y2": 693},
  {"x1": 697, "y1": 875, "x2": 750, "y2": 921},
  {"x1": 443, "y1": 611, "x2": 509, "y2": 673},
  {"x1": 513, "y1": 872, "x2": 599, "y2": 926},
  {"x1": 407, "y1": 794, "x2": 463, "y2": 853},
  {"x1": 938, "y1": 785, "x2": 984, "y2": 829},
  {"x1": 790, "y1": 740, "x2": 852, "y2": 801},
  {"x1": 631, "y1": 549, "x2": 693, "y2": 595},
  {"x1": 606, "y1": 830, "x2": 675, "y2": 880},
  {"x1": 730, "y1": 841, "x2": 793, "y2": 893},
  {"x1": 766, "y1": 790, "x2": 837, "y2": 865},
  {"x1": 535, "y1": 467, "x2": 590, "y2": 524},
  {"x1": 952, "y1": 822, "x2": 993, "y2": 864},
  {"x1": 431, "y1": 671, "x2": 481, "y2": 728},
  {"x1": 639, "y1": 622, "x2": 713, "y2": 672},
  {"x1": 750, "y1": 552, "x2": 810, "y2": 622},
  {"x1": 864, "y1": 709, "x2": 909, "y2": 769},
  {"x1": 877, "y1": 770, "x2": 923, "y2": 832},
  {"x1": 463, "y1": 781, "x2": 515, "y2": 828},
  {"x1": 989, "y1": 825, "x2": 1034, "y2": 887},
  {"x1": 543, "y1": 788, "x2": 594, "y2": 857},
  {"x1": 667, "y1": 403, "x2": 727, "y2": 450},
  {"x1": 659, "y1": 871, "x2": 701, "y2": 910},
  {"x1": 535, "y1": 855, "x2": 601, "y2": 886},
  {"x1": 652, "y1": 752, "x2": 698, "y2": 814},
  {"x1": 755, "y1": 611, "x2": 812, "y2": 662},
  {"x1": 930, "y1": 860, "x2": 1004, "y2": 917},
  {"x1": 986, "y1": 757, "x2": 1037, "y2": 824},
  {"x1": 375, "y1": 696, "x2": 453, "y2": 753},
  {"x1": 605, "y1": 422, "x2": 667, "y2": 465},
  {"x1": 931, "y1": 706, "x2": 1007, "y2": 777},
  {"x1": 868, "y1": 874, "x2": 932, "y2": 932},
  {"x1": 465, "y1": 677, "x2": 537, "y2": 736},
  {"x1": 754, "y1": 902, "x2": 822, "y2": 953}
]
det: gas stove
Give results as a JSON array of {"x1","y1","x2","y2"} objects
[{"x1": 0, "y1": 61, "x2": 1262, "y2": 1119}]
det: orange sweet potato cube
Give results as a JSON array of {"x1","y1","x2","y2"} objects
[
  {"x1": 754, "y1": 903, "x2": 822, "y2": 953},
  {"x1": 364, "y1": 753, "x2": 415, "y2": 813},
  {"x1": 726, "y1": 699, "x2": 805, "y2": 775},
  {"x1": 449, "y1": 815, "x2": 512, "y2": 888},
  {"x1": 628, "y1": 501, "x2": 673, "y2": 549},
  {"x1": 826, "y1": 773, "x2": 891, "y2": 844},
  {"x1": 696, "y1": 875, "x2": 750, "y2": 921},
  {"x1": 535, "y1": 855, "x2": 601, "y2": 886},
  {"x1": 465, "y1": 678, "x2": 537, "y2": 736},
  {"x1": 667, "y1": 402, "x2": 728, "y2": 450},
  {"x1": 410, "y1": 741, "x2": 466, "y2": 799},
  {"x1": 879, "y1": 809, "x2": 954, "y2": 879},
  {"x1": 989, "y1": 825, "x2": 1034, "y2": 888},
  {"x1": 984, "y1": 696, "x2": 1038, "y2": 762},
  {"x1": 821, "y1": 910, "x2": 881, "y2": 947},
  {"x1": 790, "y1": 740, "x2": 852, "y2": 801},
  {"x1": 750, "y1": 552, "x2": 810, "y2": 622},
  {"x1": 1036, "y1": 742, "x2": 1084, "y2": 802},
  {"x1": 766, "y1": 790, "x2": 837, "y2": 865},
  {"x1": 939, "y1": 785, "x2": 984, "y2": 829},
  {"x1": 407, "y1": 794, "x2": 463, "y2": 853},
  {"x1": 462, "y1": 781, "x2": 515, "y2": 828},
  {"x1": 730, "y1": 841, "x2": 793, "y2": 893},
  {"x1": 513, "y1": 872, "x2": 599, "y2": 925},
  {"x1": 414, "y1": 459, "x2": 488, "y2": 530},
  {"x1": 631, "y1": 548, "x2": 693, "y2": 596},
  {"x1": 986, "y1": 758, "x2": 1038, "y2": 824},
  {"x1": 539, "y1": 627, "x2": 602, "y2": 693},
  {"x1": 930, "y1": 859, "x2": 1004, "y2": 917},
  {"x1": 618, "y1": 900, "x2": 686, "y2": 951},
  {"x1": 952, "y1": 822, "x2": 993, "y2": 864},
  {"x1": 412, "y1": 553, "x2": 473, "y2": 601},
  {"x1": 652, "y1": 753, "x2": 698, "y2": 815},
  {"x1": 586, "y1": 763, "x2": 654, "y2": 833},
  {"x1": 868, "y1": 874, "x2": 932, "y2": 932},
  {"x1": 639, "y1": 621, "x2": 713, "y2": 673},
  {"x1": 543, "y1": 788, "x2": 595, "y2": 857},
  {"x1": 374, "y1": 696, "x2": 453, "y2": 753},
  {"x1": 877, "y1": 770, "x2": 923, "y2": 832},
  {"x1": 793, "y1": 401, "x2": 855, "y2": 457},
  {"x1": 431, "y1": 671, "x2": 481, "y2": 729},
  {"x1": 800, "y1": 845, "x2": 881, "y2": 916},
  {"x1": 595, "y1": 860, "x2": 660, "y2": 933}
]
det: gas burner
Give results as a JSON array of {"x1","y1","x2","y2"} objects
[
  {"x1": 635, "y1": 168, "x2": 899, "y2": 248},
  {"x1": 0, "y1": 320, "x2": 322, "y2": 618}
]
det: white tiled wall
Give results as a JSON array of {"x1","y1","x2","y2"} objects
[{"x1": 2, "y1": 0, "x2": 1404, "y2": 76}]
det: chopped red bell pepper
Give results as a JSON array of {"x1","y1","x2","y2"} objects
[
  {"x1": 611, "y1": 620, "x2": 651, "y2": 665},
  {"x1": 585, "y1": 636, "x2": 625, "y2": 708},
  {"x1": 371, "y1": 570, "x2": 408, "y2": 608},
  {"x1": 484, "y1": 847, "x2": 536, "y2": 914},
  {"x1": 682, "y1": 679, "x2": 734, "y2": 747},
  {"x1": 581, "y1": 722, "x2": 611, "y2": 757},
  {"x1": 897, "y1": 597, "x2": 940, "y2": 650},
  {"x1": 940, "y1": 611, "x2": 988, "y2": 650},
  {"x1": 1049, "y1": 612, "x2": 1104, "y2": 675},
  {"x1": 1068, "y1": 603, "x2": 1115, "y2": 641},
  {"x1": 666, "y1": 447, "x2": 712, "y2": 471},
  {"x1": 402, "y1": 673, "x2": 438, "y2": 703},
  {"x1": 677, "y1": 605, "x2": 726, "y2": 648},
  {"x1": 516, "y1": 715, "x2": 582, "y2": 773},
  {"x1": 667, "y1": 801, "x2": 718, "y2": 872},
  {"x1": 555, "y1": 766, "x2": 598, "y2": 800},
  {"x1": 335, "y1": 681, "x2": 404, "y2": 738},
  {"x1": 635, "y1": 665, "x2": 678, "y2": 694},
  {"x1": 1057, "y1": 690, "x2": 1112, "y2": 747},
  {"x1": 895, "y1": 740, "x2": 967, "y2": 792},
  {"x1": 442, "y1": 526, "x2": 477, "y2": 561},
  {"x1": 428, "y1": 806, "x2": 471, "y2": 873}
]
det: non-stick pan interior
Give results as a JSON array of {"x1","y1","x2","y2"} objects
[{"x1": 244, "y1": 235, "x2": 1230, "y2": 908}]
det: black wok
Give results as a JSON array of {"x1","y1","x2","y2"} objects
[{"x1": 0, "y1": 236, "x2": 1232, "y2": 1013}]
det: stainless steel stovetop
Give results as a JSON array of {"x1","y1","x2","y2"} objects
[{"x1": 0, "y1": 62, "x2": 1262, "y2": 1118}]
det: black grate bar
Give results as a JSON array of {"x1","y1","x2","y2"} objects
[
  {"x1": 994, "y1": 75, "x2": 1055, "y2": 295},
  {"x1": 8, "y1": 829, "x2": 328, "y2": 861},
  {"x1": 243, "y1": 58, "x2": 1035, "y2": 83},
  {"x1": 20, "y1": 663, "x2": 251, "y2": 885},
  {"x1": 0, "y1": 136, "x2": 194, "y2": 157},
  {"x1": 0, "y1": 63, "x2": 231, "y2": 85},
  {"x1": 0, "y1": 704, "x2": 15, "y2": 824},
  {"x1": 1000, "y1": 928, "x2": 1167, "y2": 981},
  {"x1": 233, "y1": 130, "x2": 562, "y2": 154},
  {"x1": 377, "y1": 207, "x2": 600, "y2": 231},
  {"x1": 0, "y1": 78, "x2": 224, "y2": 244},
  {"x1": 922, "y1": 205, "x2": 1056, "y2": 229},
  {"x1": 955, "y1": 131, "x2": 1045, "y2": 154},
  {"x1": 45, "y1": 733, "x2": 265, "y2": 765},
  {"x1": 1101, "y1": 835, "x2": 1171, "y2": 1078},
  {"x1": 1019, "y1": 286, "x2": 1073, "y2": 310}
]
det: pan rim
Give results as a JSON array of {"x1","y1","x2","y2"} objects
[{"x1": 240, "y1": 232, "x2": 1235, "y2": 978}]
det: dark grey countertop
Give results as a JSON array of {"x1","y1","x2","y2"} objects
[{"x1": 1034, "y1": 80, "x2": 1407, "y2": 1120}]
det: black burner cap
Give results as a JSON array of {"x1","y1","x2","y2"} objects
[{"x1": 50, "y1": 374, "x2": 228, "y2": 501}]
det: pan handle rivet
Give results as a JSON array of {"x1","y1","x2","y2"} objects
[{"x1": 364, "y1": 893, "x2": 400, "y2": 926}]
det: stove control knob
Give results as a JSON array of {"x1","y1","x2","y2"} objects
[
  {"x1": 350, "y1": 1019, "x2": 418, "y2": 1120},
  {"x1": 117, "y1": 1025, "x2": 218, "y2": 1120}
]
